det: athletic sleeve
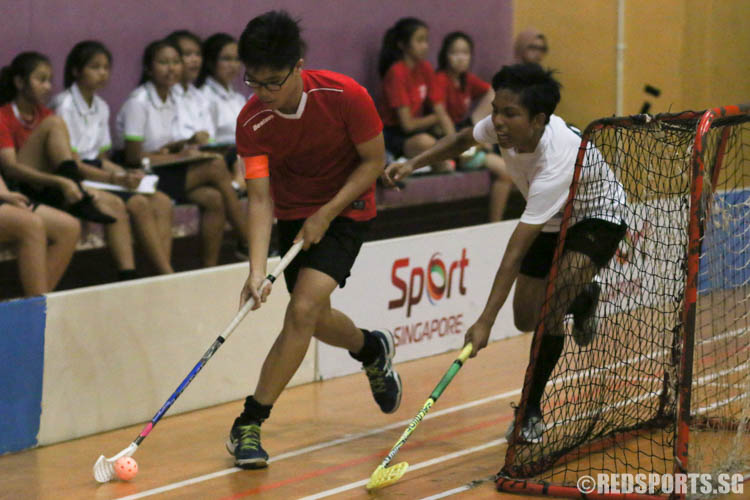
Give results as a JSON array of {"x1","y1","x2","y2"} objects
[
  {"x1": 466, "y1": 73, "x2": 491, "y2": 99},
  {"x1": 0, "y1": 120, "x2": 13, "y2": 150},
  {"x1": 382, "y1": 63, "x2": 411, "y2": 109},
  {"x1": 472, "y1": 115, "x2": 497, "y2": 144},
  {"x1": 120, "y1": 98, "x2": 147, "y2": 143},
  {"x1": 430, "y1": 72, "x2": 449, "y2": 105},
  {"x1": 236, "y1": 102, "x2": 270, "y2": 179},
  {"x1": 342, "y1": 82, "x2": 383, "y2": 144}
]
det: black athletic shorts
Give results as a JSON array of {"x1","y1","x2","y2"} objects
[
  {"x1": 277, "y1": 216, "x2": 372, "y2": 293},
  {"x1": 519, "y1": 218, "x2": 628, "y2": 279},
  {"x1": 383, "y1": 126, "x2": 439, "y2": 159}
]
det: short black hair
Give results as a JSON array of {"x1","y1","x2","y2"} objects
[
  {"x1": 491, "y1": 63, "x2": 561, "y2": 124},
  {"x1": 64, "y1": 40, "x2": 112, "y2": 88},
  {"x1": 238, "y1": 10, "x2": 306, "y2": 71}
]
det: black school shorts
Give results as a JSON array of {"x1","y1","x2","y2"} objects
[
  {"x1": 277, "y1": 216, "x2": 371, "y2": 293},
  {"x1": 519, "y1": 218, "x2": 627, "y2": 279}
]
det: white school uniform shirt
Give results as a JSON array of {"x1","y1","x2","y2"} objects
[
  {"x1": 200, "y1": 76, "x2": 246, "y2": 144},
  {"x1": 115, "y1": 81, "x2": 179, "y2": 153},
  {"x1": 51, "y1": 83, "x2": 112, "y2": 161},
  {"x1": 172, "y1": 82, "x2": 216, "y2": 141},
  {"x1": 473, "y1": 114, "x2": 626, "y2": 232}
]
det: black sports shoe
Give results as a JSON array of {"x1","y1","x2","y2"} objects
[
  {"x1": 363, "y1": 329, "x2": 402, "y2": 413},
  {"x1": 505, "y1": 407, "x2": 544, "y2": 444},
  {"x1": 226, "y1": 421, "x2": 269, "y2": 469},
  {"x1": 571, "y1": 281, "x2": 601, "y2": 347},
  {"x1": 68, "y1": 194, "x2": 117, "y2": 224}
]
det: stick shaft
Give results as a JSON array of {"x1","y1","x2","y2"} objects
[
  {"x1": 132, "y1": 241, "x2": 304, "y2": 445},
  {"x1": 380, "y1": 343, "x2": 473, "y2": 467}
]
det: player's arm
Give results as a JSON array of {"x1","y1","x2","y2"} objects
[
  {"x1": 383, "y1": 127, "x2": 478, "y2": 186},
  {"x1": 465, "y1": 221, "x2": 545, "y2": 356},
  {"x1": 296, "y1": 133, "x2": 385, "y2": 250},
  {"x1": 240, "y1": 156, "x2": 274, "y2": 310}
]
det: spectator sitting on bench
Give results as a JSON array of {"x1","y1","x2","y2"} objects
[
  {"x1": 378, "y1": 17, "x2": 452, "y2": 173},
  {"x1": 0, "y1": 51, "x2": 139, "y2": 281},
  {"x1": 196, "y1": 33, "x2": 247, "y2": 191},
  {"x1": 432, "y1": 31, "x2": 512, "y2": 221},
  {"x1": 115, "y1": 39, "x2": 249, "y2": 267},
  {"x1": 53, "y1": 40, "x2": 174, "y2": 275}
]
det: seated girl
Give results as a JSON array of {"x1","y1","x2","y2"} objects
[
  {"x1": 432, "y1": 31, "x2": 512, "y2": 221},
  {"x1": 378, "y1": 17, "x2": 452, "y2": 172},
  {"x1": 115, "y1": 39, "x2": 248, "y2": 267},
  {"x1": 0, "y1": 51, "x2": 139, "y2": 281},
  {"x1": 196, "y1": 33, "x2": 247, "y2": 188},
  {"x1": 53, "y1": 40, "x2": 174, "y2": 274},
  {"x1": 166, "y1": 30, "x2": 215, "y2": 147}
]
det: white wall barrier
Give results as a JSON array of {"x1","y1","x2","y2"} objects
[
  {"x1": 320, "y1": 220, "x2": 524, "y2": 379},
  {"x1": 33, "y1": 221, "x2": 522, "y2": 447},
  {"x1": 38, "y1": 259, "x2": 310, "y2": 446}
]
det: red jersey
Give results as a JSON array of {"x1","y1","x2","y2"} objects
[
  {"x1": 236, "y1": 69, "x2": 382, "y2": 221},
  {"x1": 430, "y1": 71, "x2": 491, "y2": 124},
  {"x1": 0, "y1": 103, "x2": 53, "y2": 151},
  {"x1": 379, "y1": 60, "x2": 435, "y2": 127}
]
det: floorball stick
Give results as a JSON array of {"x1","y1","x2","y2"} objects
[
  {"x1": 366, "y1": 342, "x2": 474, "y2": 490},
  {"x1": 93, "y1": 240, "x2": 303, "y2": 483}
]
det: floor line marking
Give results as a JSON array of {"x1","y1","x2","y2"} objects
[
  {"x1": 297, "y1": 439, "x2": 507, "y2": 500},
  {"x1": 115, "y1": 390, "x2": 519, "y2": 500}
]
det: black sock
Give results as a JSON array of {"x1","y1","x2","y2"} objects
[
  {"x1": 117, "y1": 269, "x2": 138, "y2": 281},
  {"x1": 527, "y1": 335, "x2": 565, "y2": 415},
  {"x1": 349, "y1": 329, "x2": 380, "y2": 365},
  {"x1": 236, "y1": 395, "x2": 273, "y2": 426}
]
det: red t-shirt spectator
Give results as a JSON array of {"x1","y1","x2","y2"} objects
[
  {"x1": 237, "y1": 69, "x2": 382, "y2": 222},
  {"x1": 430, "y1": 71, "x2": 491, "y2": 125},
  {"x1": 0, "y1": 103, "x2": 53, "y2": 151},
  {"x1": 379, "y1": 60, "x2": 435, "y2": 128}
]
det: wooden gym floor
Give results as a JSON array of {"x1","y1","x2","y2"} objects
[{"x1": 1, "y1": 330, "x2": 746, "y2": 500}]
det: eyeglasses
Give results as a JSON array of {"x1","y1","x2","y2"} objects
[{"x1": 244, "y1": 66, "x2": 295, "y2": 92}]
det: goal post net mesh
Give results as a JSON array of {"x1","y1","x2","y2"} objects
[{"x1": 496, "y1": 105, "x2": 749, "y2": 499}]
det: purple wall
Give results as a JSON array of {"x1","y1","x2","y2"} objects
[{"x1": 1, "y1": 0, "x2": 512, "y2": 119}]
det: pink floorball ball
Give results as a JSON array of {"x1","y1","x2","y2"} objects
[{"x1": 114, "y1": 456, "x2": 138, "y2": 481}]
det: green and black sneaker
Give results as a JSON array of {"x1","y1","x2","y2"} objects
[{"x1": 226, "y1": 420, "x2": 269, "y2": 469}]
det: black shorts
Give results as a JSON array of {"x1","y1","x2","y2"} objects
[
  {"x1": 277, "y1": 216, "x2": 371, "y2": 293},
  {"x1": 519, "y1": 218, "x2": 627, "y2": 279},
  {"x1": 383, "y1": 125, "x2": 439, "y2": 159},
  {"x1": 152, "y1": 165, "x2": 188, "y2": 202}
]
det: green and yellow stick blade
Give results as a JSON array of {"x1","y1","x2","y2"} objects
[
  {"x1": 366, "y1": 461, "x2": 409, "y2": 490},
  {"x1": 366, "y1": 343, "x2": 473, "y2": 490}
]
